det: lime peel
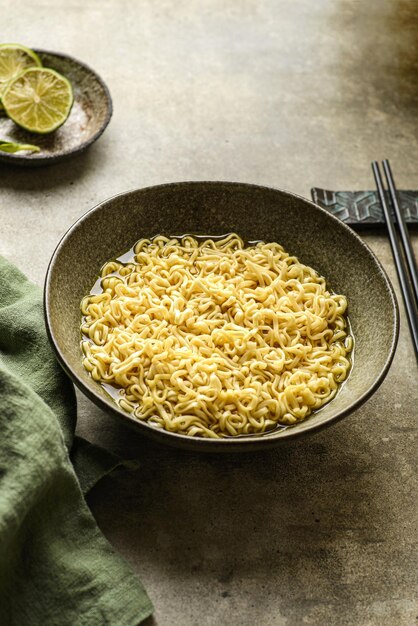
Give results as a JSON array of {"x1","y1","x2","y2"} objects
[{"x1": 0, "y1": 139, "x2": 41, "y2": 153}]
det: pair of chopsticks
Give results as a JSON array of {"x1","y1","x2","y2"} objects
[{"x1": 372, "y1": 160, "x2": 418, "y2": 359}]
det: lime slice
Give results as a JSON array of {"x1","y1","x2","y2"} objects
[
  {"x1": 2, "y1": 67, "x2": 73, "y2": 134},
  {"x1": 0, "y1": 44, "x2": 41, "y2": 104},
  {"x1": 0, "y1": 139, "x2": 40, "y2": 153}
]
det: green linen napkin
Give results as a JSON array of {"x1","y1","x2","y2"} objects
[{"x1": 0, "y1": 256, "x2": 153, "y2": 626}]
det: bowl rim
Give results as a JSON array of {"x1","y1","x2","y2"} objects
[
  {"x1": 44, "y1": 181, "x2": 400, "y2": 449},
  {"x1": 0, "y1": 48, "x2": 113, "y2": 166}
]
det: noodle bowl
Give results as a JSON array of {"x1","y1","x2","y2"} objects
[{"x1": 80, "y1": 234, "x2": 353, "y2": 438}]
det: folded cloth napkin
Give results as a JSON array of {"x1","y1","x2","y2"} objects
[{"x1": 0, "y1": 256, "x2": 153, "y2": 626}]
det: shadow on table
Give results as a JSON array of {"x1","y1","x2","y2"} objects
[
  {"x1": 329, "y1": 0, "x2": 418, "y2": 115},
  {"x1": 0, "y1": 142, "x2": 108, "y2": 192}
]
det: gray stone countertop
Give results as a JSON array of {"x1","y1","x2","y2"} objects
[{"x1": 1, "y1": 1, "x2": 417, "y2": 624}]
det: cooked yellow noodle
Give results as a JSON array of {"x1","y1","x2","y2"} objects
[{"x1": 80, "y1": 234, "x2": 353, "y2": 438}]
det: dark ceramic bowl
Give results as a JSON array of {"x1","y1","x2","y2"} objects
[
  {"x1": 44, "y1": 182, "x2": 399, "y2": 451},
  {"x1": 0, "y1": 49, "x2": 112, "y2": 166}
]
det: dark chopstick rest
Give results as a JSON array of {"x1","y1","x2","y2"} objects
[
  {"x1": 311, "y1": 188, "x2": 418, "y2": 227},
  {"x1": 372, "y1": 161, "x2": 418, "y2": 359}
]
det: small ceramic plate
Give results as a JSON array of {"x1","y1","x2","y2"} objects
[{"x1": 0, "y1": 49, "x2": 112, "y2": 166}]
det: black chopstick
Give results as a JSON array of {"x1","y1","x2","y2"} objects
[
  {"x1": 372, "y1": 161, "x2": 418, "y2": 359},
  {"x1": 382, "y1": 159, "x2": 418, "y2": 304}
]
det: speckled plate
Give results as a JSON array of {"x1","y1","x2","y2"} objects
[
  {"x1": 0, "y1": 49, "x2": 112, "y2": 166},
  {"x1": 44, "y1": 182, "x2": 399, "y2": 452}
]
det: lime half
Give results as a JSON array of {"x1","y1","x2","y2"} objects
[
  {"x1": 2, "y1": 67, "x2": 73, "y2": 133},
  {"x1": 0, "y1": 44, "x2": 42, "y2": 107}
]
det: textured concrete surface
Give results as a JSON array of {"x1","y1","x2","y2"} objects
[{"x1": 1, "y1": 1, "x2": 417, "y2": 624}]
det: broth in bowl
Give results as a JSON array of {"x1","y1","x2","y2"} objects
[{"x1": 80, "y1": 233, "x2": 353, "y2": 439}]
